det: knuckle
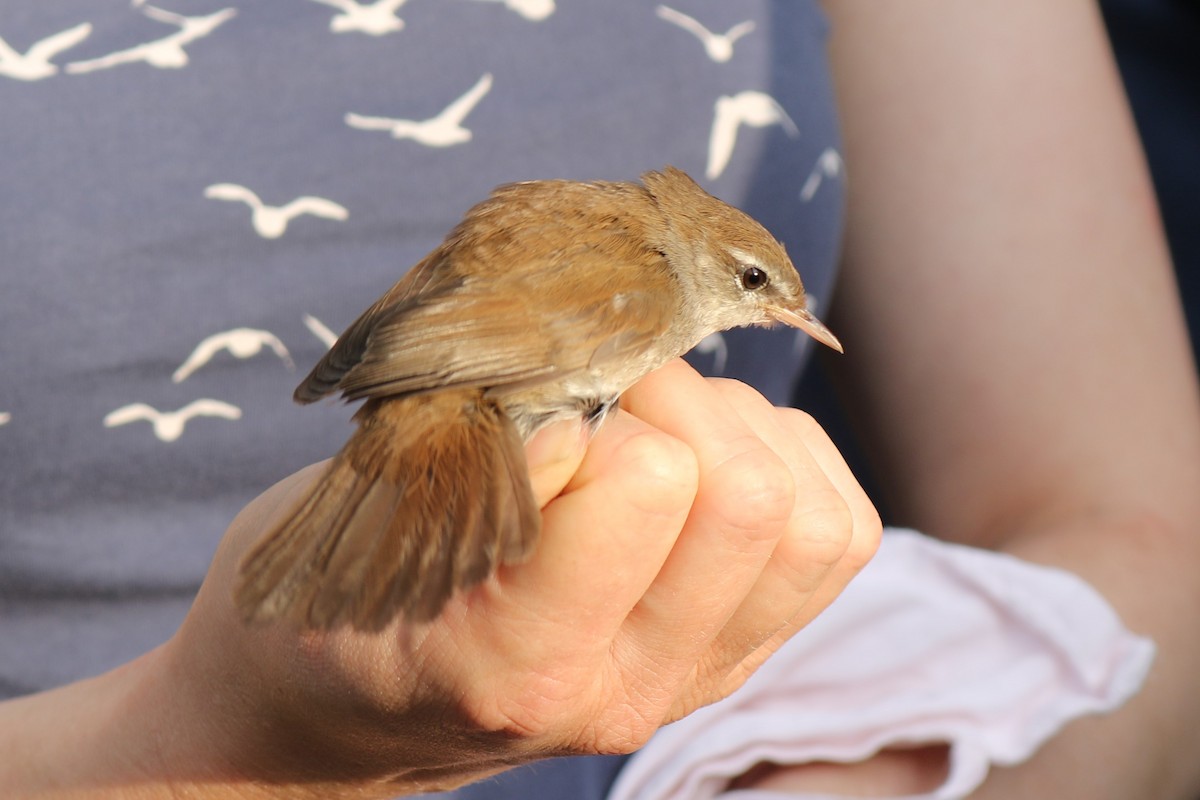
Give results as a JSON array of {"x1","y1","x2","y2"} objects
[
  {"x1": 843, "y1": 504, "x2": 884, "y2": 572},
  {"x1": 776, "y1": 406, "x2": 822, "y2": 439},
  {"x1": 791, "y1": 491, "x2": 856, "y2": 567},
  {"x1": 710, "y1": 377, "x2": 763, "y2": 406},
  {"x1": 707, "y1": 444, "x2": 796, "y2": 535},
  {"x1": 614, "y1": 429, "x2": 700, "y2": 513}
]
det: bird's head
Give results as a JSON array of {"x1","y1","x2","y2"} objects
[{"x1": 641, "y1": 166, "x2": 842, "y2": 353}]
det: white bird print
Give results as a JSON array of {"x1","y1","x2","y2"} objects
[
  {"x1": 345, "y1": 73, "x2": 494, "y2": 147},
  {"x1": 66, "y1": 5, "x2": 236, "y2": 74},
  {"x1": 464, "y1": 0, "x2": 555, "y2": 22},
  {"x1": 173, "y1": 327, "x2": 295, "y2": 383},
  {"x1": 0, "y1": 22, "x2": 92, "y2": 81},
  {"x1": 800, "y1": 147, "x2": 844, "y2": 201},
  {"x1": 104, "y1": 399, "x2": 242, "y2": 443},
  {"x1": 302, "y1": 314, "x2": 340, "y2": 350},
  {"x1": 706, "y1": 90, "x2": 799, "y2": 180},
  {"x1": 693, "y1": 332, "x2": 729, "y2": 374},
  {"x1": 655, "y1": 6, "x2": 754, "y2": 63},
  {"x1": 308, "y1": 0, "x2": 407, "y2": 36},
  {"x1": 204, "y1": 184, "x2": 349, "y2": 239}
]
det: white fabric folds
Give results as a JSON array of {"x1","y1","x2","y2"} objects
[{"x1": 607, "y1": 529, "x2": 1155, "y2": 800}]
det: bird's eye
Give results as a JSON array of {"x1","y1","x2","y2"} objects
[{"x1": 740, "y1": 265, "x2": 769, "y2": 291}]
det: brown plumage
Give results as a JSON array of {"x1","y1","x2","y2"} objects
[{"x1": 234, "y1": 167, "x2": 841, "y2": 630}]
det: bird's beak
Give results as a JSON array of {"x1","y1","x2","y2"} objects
[{"x1": 767, "y1": 305, "x2": 844, "y2": 353}]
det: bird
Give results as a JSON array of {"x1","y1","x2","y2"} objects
[
  {"x1": 173, "y1": 328, "x2": 295, "y2": 383},
  {"x1": 707, "y1": 91, "x2": 799, "y2": 180},
  {"x1": 655, "y1": 5, "x2": 755, "y2": 63},
  {"x1": 204, "y1": 184, "x2": 349, "y2": 239},
  {"x1": 345, "y1": 73, "x2": 493, "y2": 147},
  {"x1": 800, "y1": 147, "x2": 844, "y2": 202},
  {"x1": 104, "y1": 399, "x2": 242, "y2": 443},
  {"x1": 66, "y1": 6, "x2": 236, "y2": 74},
  {"x1": 464, "y1": 0, "x2": 555, "y2": 22},
  {"x1": 307, "y1": 0, "x2": 407, "y2": 36},
  {"x1": 234, "y1": 166, "x2": 842, "y2": 632},
  {"x1": 0, "y1": 22, "x2": 92, "y2": 81}
]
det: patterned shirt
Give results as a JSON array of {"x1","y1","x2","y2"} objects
[{"x1": 1, "y1": 1, "x2": 843, "y2": 795}]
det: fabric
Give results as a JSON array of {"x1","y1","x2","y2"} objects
[
  {"x1": 605, "y1": 529, "x2": 1155, "y2": 800},
  {"x1": 0, "y1": 0, "x2": 843, "y2": 716}
]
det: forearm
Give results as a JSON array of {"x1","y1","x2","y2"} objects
[
  {"x1": 0, "y1": 647, "x2": 212, "y2": 799},
  {"x1": 823, "y1": 0, "x2": 1200, "y2": 795},
  {"x1": 971, "y1": 513, "x2": 1200, "y2": 799},
  {"x1": 0, "y1": 641, "x2": 437, "y2": 799}
]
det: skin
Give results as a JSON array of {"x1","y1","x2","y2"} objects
[
  {"x1": 738, "y1": 0, "x2": 1200, "y2": 795},
  {"x1": 0, "y1": 360, "x2": 880, "y2": 798},
  {"x1": 5, "y1": 0, "x2": 1199, "y2": 796}
]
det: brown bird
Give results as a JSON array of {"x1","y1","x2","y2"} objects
[{"x1": 234, "y1": 166, "x2": 841, "y2": 631}]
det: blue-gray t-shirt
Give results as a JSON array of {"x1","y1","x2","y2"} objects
[{"x1": 1, "y1": 2, "x2": 843, "y2": 795}]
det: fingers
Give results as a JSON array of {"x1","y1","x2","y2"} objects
[
  {"x1": 524, "y1": 419, "x2": 588, "y2": 507},
  {"x1": 616, "y1": 363, "x2": 803, "y2": 674},
  {"x1": 489, "y1": 409, "x2": 700, "y2": 640},
  {"x1": 617, "y1": 360, "x2": 880, "y2": 710},
  {"x1": 704, "y1": 380, "x2": 881, "y2": 692}
]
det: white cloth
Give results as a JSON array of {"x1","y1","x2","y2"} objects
[{"x1": 607, "y1": 529, "x2": 1155, "y2": 800}]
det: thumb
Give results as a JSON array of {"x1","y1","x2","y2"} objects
[{"x1": 524, "y1": 418, "x2": 587, "y2": 507}]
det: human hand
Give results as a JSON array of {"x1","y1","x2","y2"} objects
[{"x1": 139, "y1": 359, "x2": 881, "y2": 797}]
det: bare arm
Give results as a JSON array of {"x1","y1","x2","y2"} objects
[
  {"x1": 815, "y1": 0, "x2": 1200, "y2": 796},
  {"x1": 0, "y1": 362, "x2": 879, "y2": 798}
]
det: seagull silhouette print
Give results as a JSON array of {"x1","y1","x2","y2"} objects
[
  {"x1": 66, "y1": 5, "x2": 236, "y2": 74},
  {"x1": 693, "y1": 332, "x2": 729, "y2": 374},
  {"x1": 706, "y1": 90, "x2": 799, "y2": 180},
  {"x1": 173, "y1": 327, "x2": 296, "y2": 383},
  {"x1": 800, "y1": 147, "x2": 844, "y2": 202},
  {"x1": 302, "y1": 314, "x2": 339, "y2": 350},
  {"x1": 204, "y1": 184, "x2": 348, "y2": 239},
  {"x1": 104, "y1": 399, "x2": 242, "y2": 443},
  {"x1": 655, "y1": 5, "x2": 754, "y2": 63},
  {"x1": 0, "y1": 22, "x2": 91, "y2": 81},
  {"x1": 465, "y1": 0, "x2": 555, "y2": 22},
  {"x1": 345, "y1": 73, "x2": 493, "y2": 147},
  {"x1": 308, "y1": 0, "x2": 407, "y2": 36}
]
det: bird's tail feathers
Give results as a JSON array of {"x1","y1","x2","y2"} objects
[{"x1": 234, "y1": 392, "x2": 540, "y2": 630}]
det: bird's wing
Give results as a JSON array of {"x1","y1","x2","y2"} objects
[
  {"x1": 344, "y1": 112, "x2": 400, "y2": 130},
  {"x1": 183, "y1": 398, "x2": 242, "y2": 419},
  {"x1": 283, "y1": 196, "x2": 349, "y2": 220},
  {"x1": 706, "y1": 96, "x2": 738, "y2": 180},
  {"x1": 303, "y1": 314, "x2": 339, "y2": 349},
  {"x1": 381, "y1": 0, "x2": 409, "y2": 11},
  {"x1": 771, "y1": 98, "x2": 799, "y2": 137},
  {"x1": 308, "y1": 0, "x2": 356, "y2": 11},
  {"x1": 104, "y1": 403, "x2": 156, "y2": 427},
  {"x1": 437, "y1": 73, "x2": 492, "y2": 126},
  {"x1": 65, "y1": 45, "x2": 145, "y2": 73},
  {"x1": 27, "y1": 22, "x2": 92, "y2": 62},
  {"x1": 205, "y1": 183, "x2": 259, "y2": 205},
  {"x1": 655, "y1": 5, "x2": 710, "y2": 40},
  {"x1": 262, "y1": 333, "x2": 296, "y2": 368},
  {"x1": 138, "y1": 4, "x2": 187, "y2": 27},
  {"x1": 295, "y1": 201, "x2": 677, "y2": 404},
  {"x1": 724, "y1": 19, "x2": 755, "y2": 43},
  {"x1": 172, "y1": 335, "x2": 227, "y2": 382},
  {"x1": 0, "y1": 34, "x2": 21, "y2": 61}
]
